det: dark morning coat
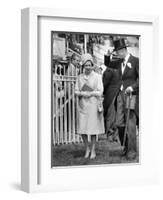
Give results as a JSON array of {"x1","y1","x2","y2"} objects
[
  {"x1": 103, "y1": 68, "x2": 120, "y2": 117},
  {"x1": 103, "y1": 54, "x2": 139, "y2": 118}
]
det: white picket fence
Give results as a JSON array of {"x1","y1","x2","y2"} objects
[{"x1": 52, "y1": 63, "x2": 82, "y2": 145}]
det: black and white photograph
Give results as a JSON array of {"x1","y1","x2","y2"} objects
[{"x1": 51, "y1": 32, "x2": 139, "y2": 167}]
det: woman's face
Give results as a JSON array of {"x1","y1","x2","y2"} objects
[{"x1": 84, "y1": 61, "x2": 94, "y2": 75}]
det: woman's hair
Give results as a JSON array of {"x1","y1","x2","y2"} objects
[
  {"x1": 83, "y1": 60, "x2": 94, "y2": 67},
  {"x1": 81, "y1": 53, "x2": 93, "y2": 65}
]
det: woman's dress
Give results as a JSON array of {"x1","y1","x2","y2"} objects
[{"x1": 75, "y1": 71, "x2": 105, "y2": 135}]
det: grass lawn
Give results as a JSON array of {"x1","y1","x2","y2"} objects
[{"x1": 52, "y1": 135, "x2": 139, "y2": 167}]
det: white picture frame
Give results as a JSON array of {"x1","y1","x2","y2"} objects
[{"x1": 21, "y1": 7, "x2": 159, "y2": 193}]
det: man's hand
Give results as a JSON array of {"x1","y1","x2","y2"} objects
[
  {"x1": 107, "y1": 49, "x2": 113, "y2": 56},
  {"x1": 125, "y1": 86, "x2": 133, "y2": 95}
]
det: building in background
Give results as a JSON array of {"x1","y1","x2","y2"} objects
[{"x1": 52, "y1": 33, "x2": 139, "y2": 72}]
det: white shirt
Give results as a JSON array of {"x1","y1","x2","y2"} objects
[
  {"x1": 120, "y1": 53, "x2": 131, "y2": 91},
  {"x1": 121, "y1": 53, "x2": 130, "y2": 75}
]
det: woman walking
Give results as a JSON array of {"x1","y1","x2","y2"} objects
[{"x1": 75, "y1": 53, "x2": 104, "y2": 159}]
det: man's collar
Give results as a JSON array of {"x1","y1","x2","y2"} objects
[{"x1": 124, "y1": 53, "x2": 130, "y2": 64}]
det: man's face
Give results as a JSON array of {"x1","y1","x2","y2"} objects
[
  {"x1": 116, "y1": 48, "x2": 127, "y2": 59},
  {"x1": 72, "y1": 56, "x2": 80, "y2": 67}
]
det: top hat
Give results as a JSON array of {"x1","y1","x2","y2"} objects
[{"x1": 113, "y1": 38, "x2": 128, "y2": 51}]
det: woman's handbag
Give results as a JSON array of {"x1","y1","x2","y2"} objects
[
  {"x1": 81, "y1": 83, "x2": 93, "y2": 92},
  {"x1": 97, "y1": 97, "x2": 104, "y2": 112}
]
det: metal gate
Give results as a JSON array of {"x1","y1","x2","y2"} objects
[{"x1": 52, "y1": 63, "x2": 82, "y2": 145}]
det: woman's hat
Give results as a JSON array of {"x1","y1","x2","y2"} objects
[
  {"x1": 113, "y1": 38, "x2": 128, "y2": 51},
  {"x1": 81, "y1": 53, "x2": 94, "y2": 66}
]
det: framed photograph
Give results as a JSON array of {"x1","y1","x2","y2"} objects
[{"x1": 21, "y1": 8, "x2": 159, "y2": 193}]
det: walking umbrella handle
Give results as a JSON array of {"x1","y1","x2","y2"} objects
[{"x1": 123, "y1": 93, "x2": 132, "y2": 148}]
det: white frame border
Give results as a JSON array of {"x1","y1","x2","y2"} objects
[{"x1": 21, "y1": 7, "x2": 159, "y2": 193}]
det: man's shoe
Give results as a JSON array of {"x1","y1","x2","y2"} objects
[
  {"x1": 122, "y1": 146, "x2": 128, "y2": 156},
  {"x1": 126, "y1": 151, "x2": 137, "y2": 160}
]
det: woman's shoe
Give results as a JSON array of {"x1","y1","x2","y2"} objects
[
  {"x1": 84, "y1": 148, "x2": 90, "y2": 158},
  {"x1": 90, "y1": 151, "x2": 96, "y2": 159}
]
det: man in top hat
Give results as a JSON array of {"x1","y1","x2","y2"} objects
[{"x1": 104, "y1": 38, "x2": 139, "y2": 160}]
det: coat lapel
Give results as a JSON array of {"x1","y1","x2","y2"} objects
[
  {"x1": 122, "y1": 54, "x2": 133, "y2": 77},
  {"x1": 122, "y1": 64, "x2": 130, "y2": 77},
  {"x1": 118, "y1": 63, "x2": 122, "y2": 77}
]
